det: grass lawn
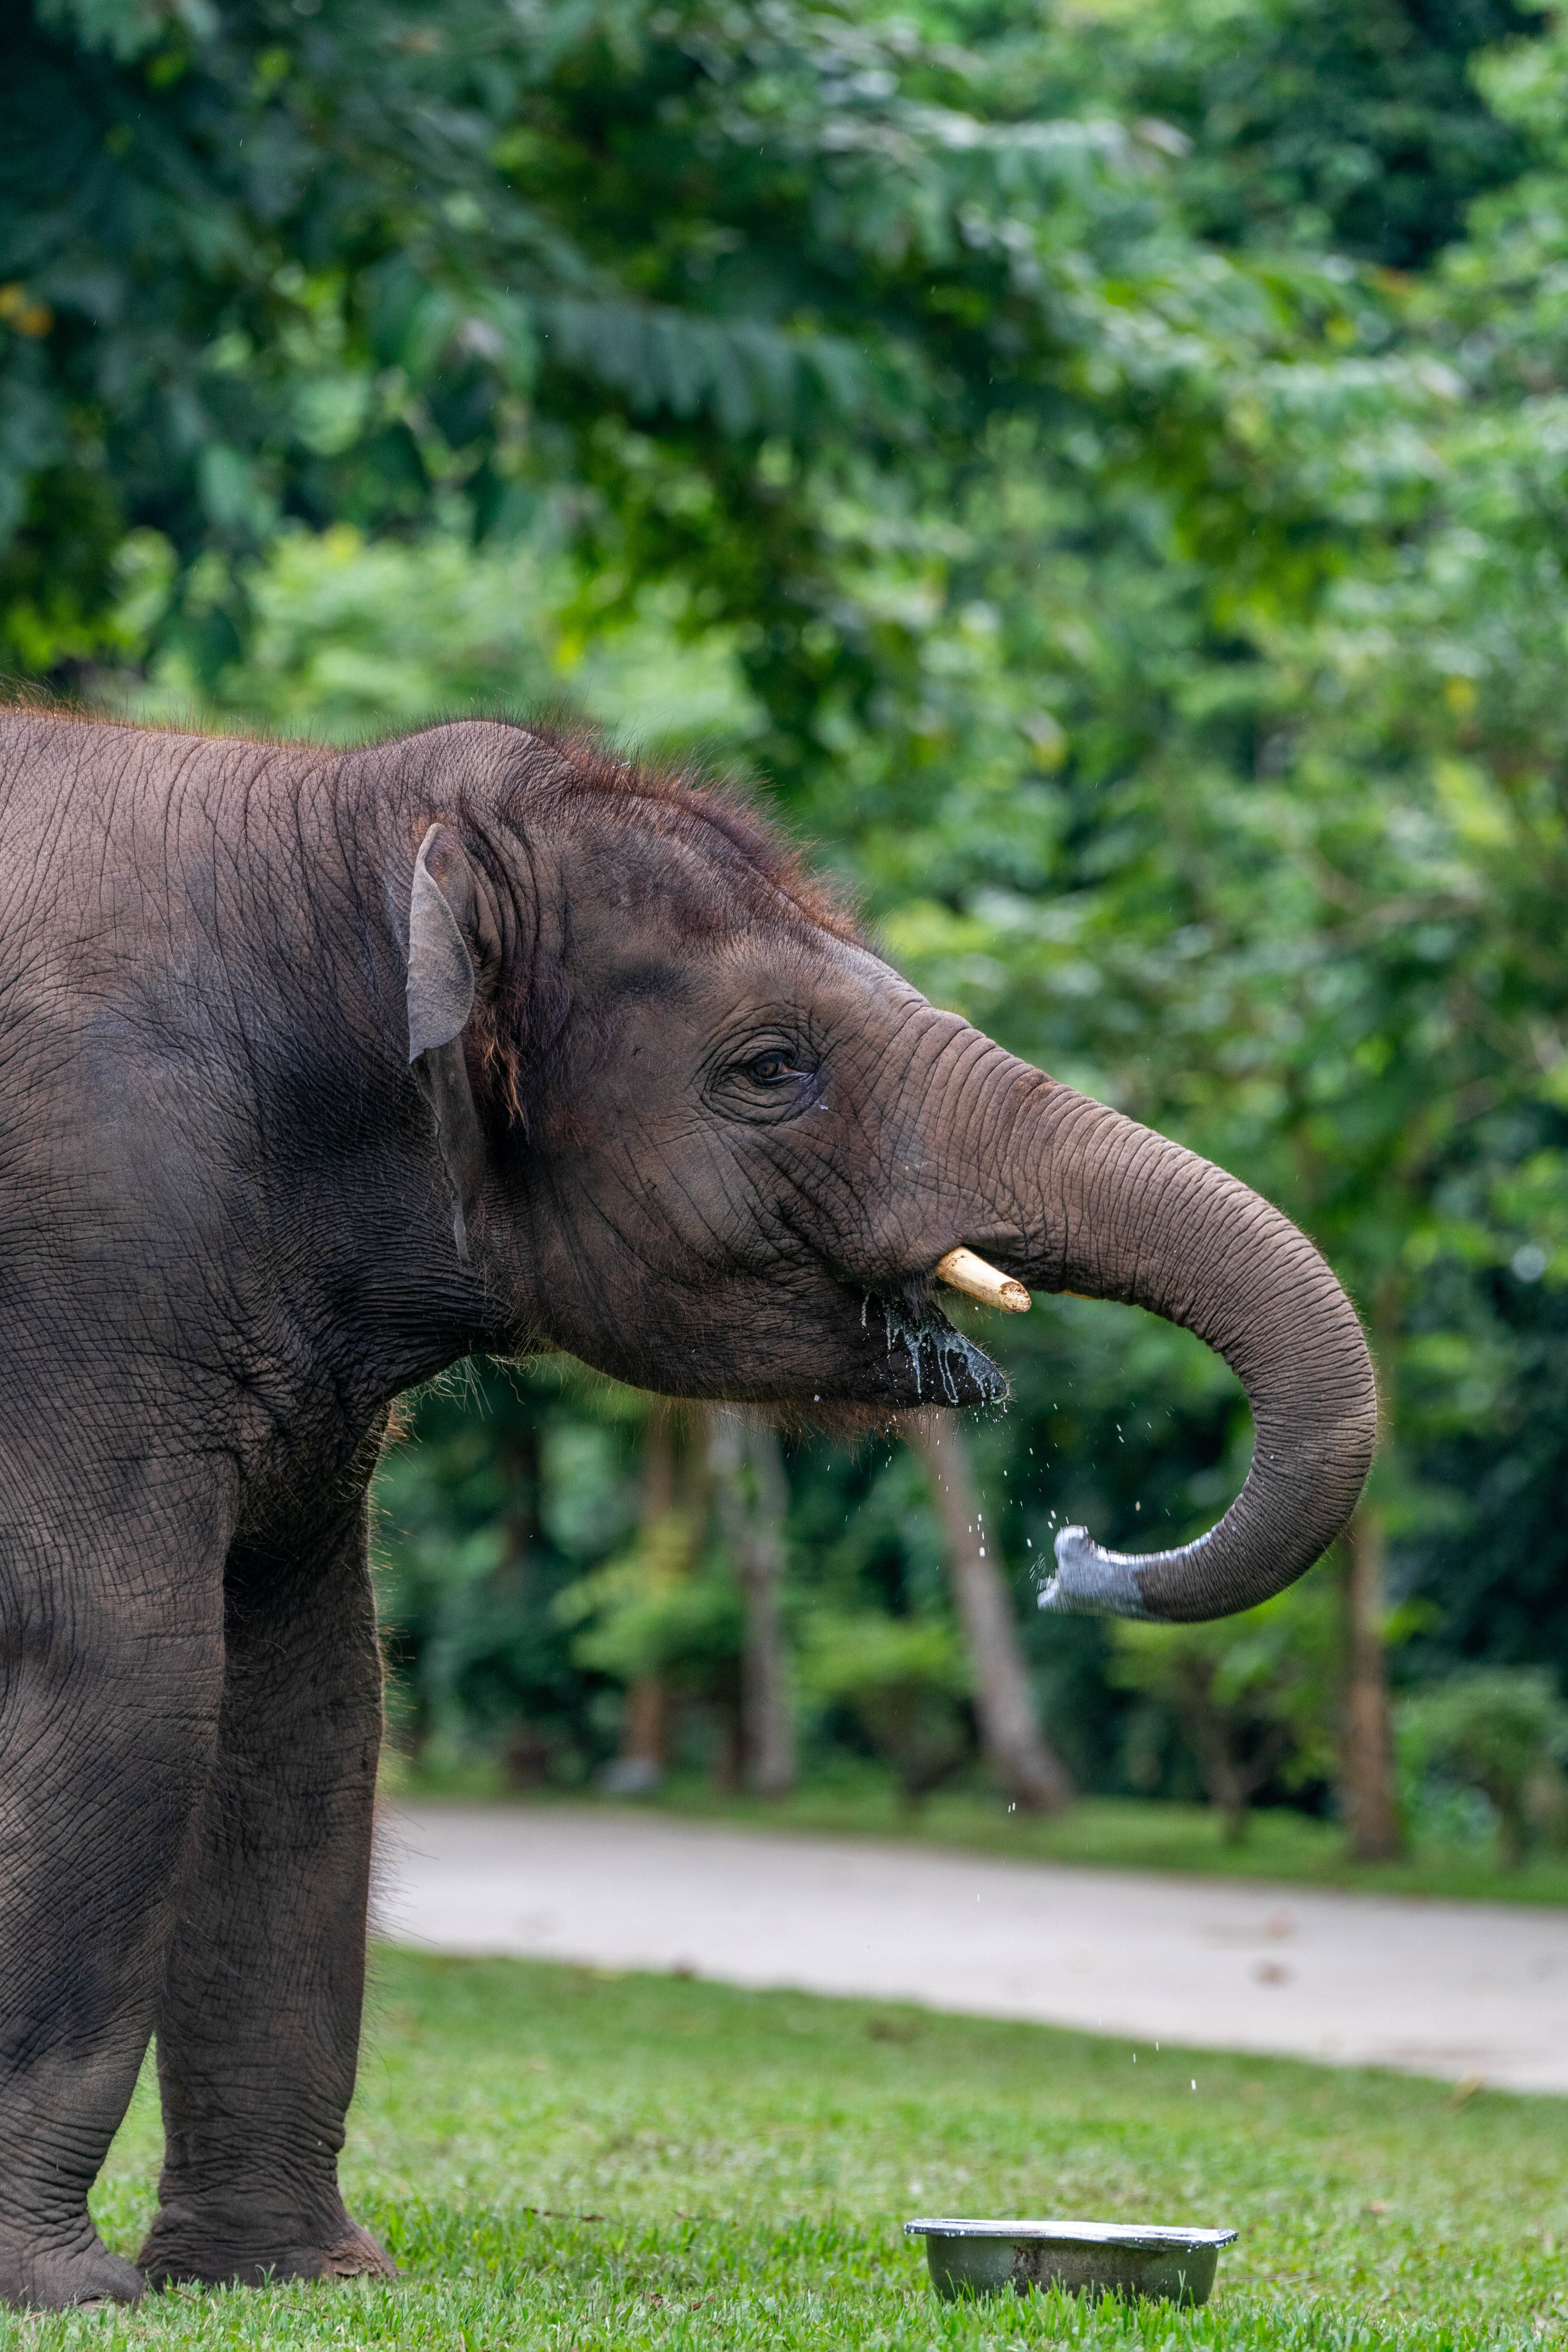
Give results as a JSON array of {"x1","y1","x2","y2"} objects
[
  {"x1": 388, "y1": 1758, "x2": 1568, "y2": 1906},
  {"x1": 13, "y1": 1950, "x2": 1565, "y2": 2350}
]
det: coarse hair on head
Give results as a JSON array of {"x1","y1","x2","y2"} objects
[
  {"x1": 437, "y1": 716, "x2": 864, "y2": 947},
  {"x1": 383, "y1": 714, "x2": 869, "y2": 1125}
]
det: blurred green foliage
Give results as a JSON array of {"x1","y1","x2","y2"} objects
[
  {"x1": 372, "y1": 1361, "x2": 641, "y2": 1784},
  {"x1": 799, "y1": 1610, "x2": 971, "y2": 1805},
  {"x1": 1399, "y1": 1667, "x2": 1568, "y2": 1867},
  {"x1": 9, "y1": 0, "x2": 1568, "y2": 1837},
  {"x1": 557, "y1": 1523, "x2": 746, "y2": 1749},
  {"x1": 1109, "y1": 1568, "x2": 1341, "y2": 1840}
]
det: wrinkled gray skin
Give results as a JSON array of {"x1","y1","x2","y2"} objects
[{"x1": 0, "y1": 713, "x2": 1376, "y2": 2307}]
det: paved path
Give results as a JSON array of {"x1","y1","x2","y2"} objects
[{"x1": 374, "y1": 1802, "x2": 1568, "y2": 2094}]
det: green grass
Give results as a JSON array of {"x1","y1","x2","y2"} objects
[
  {"x1": 16, "y1": 1949, "x2": 1567, "y2": 2350},
  {"x1": 388, "y1": 1758, "x2": 1568, "y2": 1906}
]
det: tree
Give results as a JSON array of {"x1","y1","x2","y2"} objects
[
  {"x1": 3, "y1": 0, "x2": 1378, "y2": 710},
  {"x1": 1341, "y1": 1508, "x2": 1401, "y2": 1861},
  {"x1": 908, "y1": 1411, "x2": 1072, "y2": 1813},
  {"x1": 1109, "y1": 1572, "x2": 1339, "y2": 1842},
  {"x1": 1079, "y1": 0, "x2": 1539, "y2": 269},
  {"x1": 21, "y1": 0, "x2": 1536, "y2": 820},
  {"x1": 1400, "y1": 1668, "x2": 1568, "y2": 1867},
  {"x1": 372, "y1": 1357, "x2": 642, "y2": 1784},
  {"x1": 556, "y1": 1401, "x2": 741, "y2": 1791},
  {"x1": 709, "y1": 1408, "x2": 796, "y2": 1798},
  {"x1": 800, "y1": 1612, "x2": 971, "y2": 1809}
]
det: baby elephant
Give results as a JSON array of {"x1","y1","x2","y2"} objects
[{"x1": 0, "y1": 710, "x2": 1375, "y2": 2305}]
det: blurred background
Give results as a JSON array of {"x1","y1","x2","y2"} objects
[{"x1": 9, "y1": 0, "x2": 1568, "y2": 1879}]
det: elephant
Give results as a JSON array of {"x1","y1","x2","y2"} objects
[{"x1": 0, "y1": 708, "x2": 1376, "y2": 2307}]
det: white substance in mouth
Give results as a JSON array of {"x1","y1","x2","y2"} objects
[{"x1": 879, "y1": 1299, "x2": 1007, "y2": 1405}]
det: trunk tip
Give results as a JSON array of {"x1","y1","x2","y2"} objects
[{"x1": 1037, "y1": 1526, "x2": 1156, "y2": 1621}]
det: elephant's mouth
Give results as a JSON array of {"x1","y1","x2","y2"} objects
[{"x1": 861, "y1": 1290, "x2": 1009, "y2": 1410}]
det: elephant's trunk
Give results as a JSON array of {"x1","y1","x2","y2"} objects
[{"x1": 1006, "y1": 1078, "x2": 1377, "y2": 1622}]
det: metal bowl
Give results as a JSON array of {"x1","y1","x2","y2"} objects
[{"x1": 904, "y1": 2218, "x2": 1238, "y2": 2305}]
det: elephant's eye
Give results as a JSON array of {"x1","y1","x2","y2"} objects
[
  {"x1": 746, "y1": 1049, "x2": 803, "y2": 1087},
  {"x1": 708, "y1": 1035, "x2": 819, "y2": 1123}
]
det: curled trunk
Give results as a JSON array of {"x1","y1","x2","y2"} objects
[{"x1": 1009, "y1": 1082, "x2": 1377, "y2": 1624}]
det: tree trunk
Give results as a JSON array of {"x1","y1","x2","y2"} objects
[
  {"x1": 1205, "y1": 1740, "x2": 1249, "y2": 1845},
  {"x1": 1495, "y1": 1793, "x2": 1528, "y2": 1871},
  {"x1": 618, "y1": 1675, "x2": 667, "y2": 1786},
  {"x1": 1342, "y1": 1503, "x2": 1401, "y2": 1861},
  {"x1": 608, "y1": 1405, "x2": 681, "y2": 1793},
  {"x1": 710, "y1": 1407, "x2": 796, "y2": 1798},
  {"x1": 1189, "y1": 1697, "x2": 1290, "y2": 1847},
  {"x1": 909, "y1": 1411, "x2": 1073, "y2": 1813}
]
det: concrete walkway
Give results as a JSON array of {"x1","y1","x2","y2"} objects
[{"x1": 374, "y1": 1802, "x2": 1568, "y2": 2095}]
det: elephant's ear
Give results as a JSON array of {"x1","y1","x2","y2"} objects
[{"x1": 407, "y1": 822, "x2": 488, "y2": 1262}]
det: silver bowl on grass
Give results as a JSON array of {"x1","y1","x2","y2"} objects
[{"x1": 905, "y1": 2218, "x2": 1237, "y2": 2305}]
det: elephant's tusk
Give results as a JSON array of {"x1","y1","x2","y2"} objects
[{"x1": 935, "y1": 1246, "x2": 1031, "y2": 1314}]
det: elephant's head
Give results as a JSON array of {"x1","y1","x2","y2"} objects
[{"x1": 385, "y1": 722, "x2": 1376, "y2": 1624}]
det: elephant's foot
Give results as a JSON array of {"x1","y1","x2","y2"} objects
[
  {"x1": 0, "y1": 2231, "x2": 145, "y2": 2310},
  {"x1": 138, "y1": 2209, "x2": 396, "y2": 2291}
]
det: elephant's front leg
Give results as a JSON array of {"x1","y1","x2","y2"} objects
[
  {"x1": 139, "y1": 1502, "x2": 396, "y2": 2290},
  {"x1": 0, "y1": 1478, "x2": 230, "y2": 2309}
]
